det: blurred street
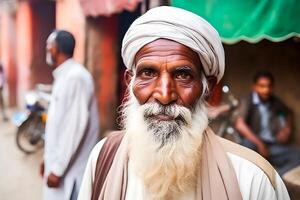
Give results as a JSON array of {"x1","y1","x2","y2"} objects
[{"x1": 0, "y1": 116, "x2": 43, "y2": 200}]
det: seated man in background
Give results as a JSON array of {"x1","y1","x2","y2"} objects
[{"x1": 235, "y1": 71, "x2": 300, "y2": 175}]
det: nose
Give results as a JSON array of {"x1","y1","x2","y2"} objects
[{"x1": 153, "y1": 73, "x2": 178, "y2": 105}]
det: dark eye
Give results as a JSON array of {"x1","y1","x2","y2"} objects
[
  {"x1": 175, "y1": 70, "x2": 193, "y2": 80},
  {"x1": 139, "y1": 68, "x2": 157, "y2": 78}
]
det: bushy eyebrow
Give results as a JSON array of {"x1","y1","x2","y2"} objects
[
  {"x1": 135, "y1": 61, "x2": 202, "y2": 76},
  {"x1": 174, "y1": 65, "x2": 193, "y2": 71},
  {"x1": 135, "y1": 59, "x2": 160, "y2": 68},
  {"x1": 135, "y1": 63, "x2": 157, "y2": 72},
  {"x1": 172, "y1": 65, "x2": 199, "y2": 75}
]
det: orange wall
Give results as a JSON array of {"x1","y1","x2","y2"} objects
[
  {"x1": 0, "y1": 11, "x2": 17, "y2": 106},
  {"x1": 0, "y1": 2, "x2": 55, "y2": 107},
  {"x1": 84, "y1": 17, "x2": 119, "y2": 134},
  {"x1": 16, "y1": 2, "x2": 32, "y2": 106},
  {"x1": 56, "y1": 0, "x2": 86, "y2": 63},
  {"x1": 15, "y1": 2, "x2": 55, "y2": 107},
  {"x1": 30, "y1": 2, "x2": 55, "y2": 85},
  {"x1": 98, "y1": 17, "x2": 118, "y2": 134}
]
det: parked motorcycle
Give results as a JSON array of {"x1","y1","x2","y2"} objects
[
  {"x1": 208, "y1": 85, "x2": 241, "y2": 143},
  {"x1": 13, "y1": 84, "x2": 51, "y2": 154}
]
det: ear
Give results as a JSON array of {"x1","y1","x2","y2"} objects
[
  {"x1": 206, "y1": 76, "x2": 217, "y2": 92},
  {"x1": 124, "y1": 69, "x2": 134, "y2": 87}
]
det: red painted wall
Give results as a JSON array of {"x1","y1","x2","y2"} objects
[
  {"x1": 15, "y1": 1, "x2": 55, "y2": 106},
  {"x1": 56, "y1": 0, "x2": 86, "y2": 63},
  {"x1": 0, "y1": 10, "x2": 17, "y2": 106},
  {"x1": 15, "y1": 2, "x2": 33, "y2": 106},
  {"x1": 0, "y1": 1, "x2": 55, "y2": 107},
  {"x1": 98, "y1": 17, "x2": 118, "y2": 133},
  {"x1": 30, "y1": 2, "x2": 55, "y2": 85}
]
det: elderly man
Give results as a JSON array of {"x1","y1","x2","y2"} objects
[
  {"x1": 78, "y1": 6, "x2": 289, "y2": 200},
  {"x1": 43, "y1": 30, "x2": 99, "y2": 200}
]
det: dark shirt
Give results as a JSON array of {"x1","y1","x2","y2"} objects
[{"x1": 237, "y1": 92, "x2": 291, "y2": 143}]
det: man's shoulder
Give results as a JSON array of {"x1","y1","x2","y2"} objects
[
  {"x1": 90, "y1": 131, "x2": 125, "y2": 159},
  {"x1": 66, "y1": 60, "x2": 91, "y2": 79},
  {"x1": 93, "y1": 138, "x2": 108, "y2": 154},
  {"x1": 270, "y1": 95, "x2": 290, "y2": 112},
  {"x1": 218, "y1": 137, "x2": 276, "y2": 188},
  {"x1": 235, "y1": 92, "x2": 253, "y2": 119}
]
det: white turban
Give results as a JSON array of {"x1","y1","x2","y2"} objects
[{"x1": 121, "y1": 6, "x2": 225, "y2": 82}]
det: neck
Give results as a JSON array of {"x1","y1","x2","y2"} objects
[{"x1": 54, "y1": 55, "x2": 71, "y2": 68}]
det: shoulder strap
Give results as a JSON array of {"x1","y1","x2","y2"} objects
[
  {"x1": 218, "y1": 136, "x2": 276, "y2": 188},
  {"x1": 91, "y1": 131, "x2": 125, "y2": 200}
]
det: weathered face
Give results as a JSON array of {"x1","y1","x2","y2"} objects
[
  {"x1": 253, "y1": 77, "x2": 273, "y2": 101},
  {"x1": 128, "y1": 39, "x2": 204, "y2": 110}
]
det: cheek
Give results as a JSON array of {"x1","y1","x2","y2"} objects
[
  {"x1": 177, "y1": 82, "x2": 202, "y2": 107},
  {"x1": 132, "y1": 79, "x2": 155, "y2": 104}
]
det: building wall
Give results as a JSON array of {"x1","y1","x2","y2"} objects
[
  {"x1": 30, "y1": 2, "x2": 55, "y2": 85},
  {"x1": 15, "y1": 1, "x2": 55, "y2": 107},
  {"x1": 85, "y1": 16, "x2": 119, "y2": 136},
  {"x1": 0, "y1": 9, "x2": 17, "y2": 106},
  {"x1": 56, "y1": 0, "x2": 86, "y2": 63},
  {"x1": 0, "y1": 1, "x2": 55, "y2": 107},
  {"x1": 15, "y1": 2, "x2": 32, "y2": 106},
  {"x1": 223, "y1": 39, "x2": 300, "y2": 145}
]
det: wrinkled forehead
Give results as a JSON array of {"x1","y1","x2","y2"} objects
[{"x1": 134, "y1": 39, "x2": 202, "y2": 70}]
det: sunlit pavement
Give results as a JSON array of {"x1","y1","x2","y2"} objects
[{"x1": 0, "y1": 115, "x2": 43, "y2": 200}]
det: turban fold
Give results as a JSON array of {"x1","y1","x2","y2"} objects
[{"x1": 121, "y1": 6, "x2": 225, "y2": 82}]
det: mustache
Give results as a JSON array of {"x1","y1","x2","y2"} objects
[{"x1": 141, "y1": 102, "x2": 192, "y2": 125}]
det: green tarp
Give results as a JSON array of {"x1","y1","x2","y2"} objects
[{"x1": 172, "y1": 0, "x2": 300, "y2": 43}]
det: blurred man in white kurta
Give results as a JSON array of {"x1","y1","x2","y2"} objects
[
  {"x1": 79, "y1": 7, "x2": 290, "y2": 200},
  {"x1": 42, "y1": 30, "x2": 99, "y2": 200}
]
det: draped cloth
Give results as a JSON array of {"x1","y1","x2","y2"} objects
[
  {"x1": 98, "y1": 135, "x2": 129, "y2": 200},
  {"x1": 199, "y1": 128, "x2": 242, "y2": 199},
  {"x1": 97, "y1": 128, "x2": 242, "y2": 200},
  {"x1": 121, "y1": 6, "x2": 225, "y2": 82},
  {"x1": 79, "y1": 0, "x2": 142, "y2": 17},
  {"x1": 172, "y1": 0, "x2": 300, "y2": 44}
]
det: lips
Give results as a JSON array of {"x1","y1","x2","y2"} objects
[
  {"x1": 147, "y1": 114, "x2": 175, "y2": 121},
  {"x1": 156, "y1": 114, "x2": 175, "y2": 121}
]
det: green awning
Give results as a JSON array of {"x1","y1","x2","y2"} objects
[{"x1": 171, "y1": 0, "x2": 300, "y2": 44}]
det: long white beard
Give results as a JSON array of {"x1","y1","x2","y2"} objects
[
  {"x1": 46, "y1": 52, "x2": 54, "y2": 66},
  {"x1": 121, "y1": 90, "x2": 208, "y2": 199}
]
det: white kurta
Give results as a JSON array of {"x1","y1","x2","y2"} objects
[
  {"x1": 44, "y1": 59, "x2": 99, "y2": 200},
  {"x1": 78, "y1": 138, "x2": 290, "y2": 200}
]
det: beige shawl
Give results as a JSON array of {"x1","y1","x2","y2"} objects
[{"x1": 97, "y1": 128, "x2": 248, "y2": 200}]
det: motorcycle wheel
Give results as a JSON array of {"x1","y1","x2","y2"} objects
[{"x1": 16, "y1": 114, "x2": 44, "y2": 154}]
